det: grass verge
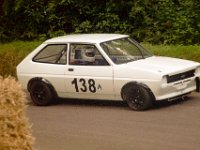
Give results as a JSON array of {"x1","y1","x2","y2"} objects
[
  {"x1": 0, "y1": 41, "x2": 200, "y2": 77},
  {"x1": 143, "y1": 43, "x2": 200, "y2": 62},
  {"x1": 0, "y1": 41, "x2": 42, "y2": 77}
]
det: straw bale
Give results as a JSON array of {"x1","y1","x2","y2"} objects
[{"x1": 0, "y1": 76, "x2": 35, "y2": 150}]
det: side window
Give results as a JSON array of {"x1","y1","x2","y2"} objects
[
  {"x1": 33, "y1": 44, "x2": 67, "y2": 64},
  {"x1": 69, "y1": 44, "x2": 109, "y2": 66}
]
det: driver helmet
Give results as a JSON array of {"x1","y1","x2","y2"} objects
[{"x1": 82, "y1": 48, "x2": 95, "y2": 62}]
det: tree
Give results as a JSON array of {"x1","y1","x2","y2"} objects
[{"x1": 0, "y1": 0, "x2": 200, "y2": 44}]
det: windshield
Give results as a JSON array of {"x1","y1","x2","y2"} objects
[{"x1": 100, "y1": 37, "x2": 152, "y2": 64}]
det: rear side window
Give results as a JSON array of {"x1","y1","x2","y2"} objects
[{"x1": 33, "y1": 44, "x2": 67, "y2": 64}]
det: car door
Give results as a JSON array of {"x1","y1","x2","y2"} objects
[
  {"x1": 64, "y1": 43, "x2": 115, "y2": 100},
  {"x1": 31, "y1": 44, "x2": 68, "y2": 94}
]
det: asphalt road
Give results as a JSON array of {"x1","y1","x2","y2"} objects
[{"x1": 26, "y1": 92, "x2": 200, "y2": 150}]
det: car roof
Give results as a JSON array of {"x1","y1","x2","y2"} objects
[{"x1": 44, "y1": 34, "x2": 129, "y2": 44}]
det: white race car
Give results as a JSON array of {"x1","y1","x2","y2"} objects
[{"x1": 17, "y1": 34, "x2": 200, "y2": 111}]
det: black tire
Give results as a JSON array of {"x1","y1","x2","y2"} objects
[
  {"x1": 122, "y1": 83, "x2": 153, "y2": 111},
  {"x1": 29, "y1": 81, "x2": 54, "y2": 106}
]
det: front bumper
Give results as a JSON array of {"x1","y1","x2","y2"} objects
[{"x1": 156, "y1": 77, "x2": 198, "y2": 101}]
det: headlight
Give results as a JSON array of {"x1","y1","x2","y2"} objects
[
  {"x1": 161, "y1": 75, "x2": 168, "y2": 88},
  {"x1": 162, "y1": 76, "x2": 167, "y2": 84},
  {"x1": 195, "y1": 66, "x2": 200, "y2": 76}
]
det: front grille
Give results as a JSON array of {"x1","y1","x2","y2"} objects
[{"x1": 167, "y1": 70, "x2": 195, "y2": 83}]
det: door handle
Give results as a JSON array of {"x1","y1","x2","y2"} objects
[{"x1": 68, "y1": 68, "x2": 74, "y2": 71}]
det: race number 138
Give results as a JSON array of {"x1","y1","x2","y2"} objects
[{"x1": 71, "y1": 78, "x2": 96, "y2": 93}]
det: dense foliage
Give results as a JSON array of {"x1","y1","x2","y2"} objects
[{"x1": 1, "y1": 0, "x2": 200, "y2": 44}]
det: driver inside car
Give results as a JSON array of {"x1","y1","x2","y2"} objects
[
  {"x1": 82, "y1": 49, "x2": 96, "y2": 65},
  {"x1": 74, "y1": 48, "x2": 96, "y2": 65}
]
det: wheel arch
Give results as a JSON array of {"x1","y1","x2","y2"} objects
[
  {"x1": 121, "y1": 81, "x2": 155, "y2": 101},
  {"x1": 28, "y1": 77, "x2": 58, "y2": 97}
]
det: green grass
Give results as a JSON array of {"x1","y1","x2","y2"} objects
[
  {"x1": 143, "y1": 43, "x2": 200, "y2": 62},
  {"x1": 0, "y1": 41, "x2": 42, "y2": 77},
  {"x1": 0, "y1": 41, "x2": 42, "y2": 55},
  {"x1": 0, "y1": 41, "x2": 200, "y2": 77}
]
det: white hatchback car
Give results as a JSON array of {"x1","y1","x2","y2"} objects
[{"x1": 17, "y1": 34, "x2": 200, "y2": 111}]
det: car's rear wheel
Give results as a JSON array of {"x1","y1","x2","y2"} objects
[
  {"x1": 122, "y1": 83, "x2": 153, "y2": 111},
  {"x1": 29, "y1": 81, "x2": 54, "y2": 106}
]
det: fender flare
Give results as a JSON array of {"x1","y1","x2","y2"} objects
[
  {"x1": 121, "y1": 81, "x2": 155, "y2": 101},
  {"x1": 27, "y1": 77, "x2": 58, "y2": 97}
]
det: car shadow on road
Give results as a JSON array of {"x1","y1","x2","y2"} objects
[
  {"x1": 54, "y1": 96, "x2": 192, "y2": 111},
  {"x1": 152, "y1": 96, "x2": 192, "y2": 110},
  {"x1": 27, "y1": 93, "x2": 194, "y2": 111},
  {"x1": 56, "y1": 98, "x2": 128, "y2": 108}
]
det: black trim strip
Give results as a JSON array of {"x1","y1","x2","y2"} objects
[
  {"x1": 196, "y1": 77, "x2": 200, "y2": 92},
  {"x1": 167, "y1": 70, "x2": 195, "y2": 83}
]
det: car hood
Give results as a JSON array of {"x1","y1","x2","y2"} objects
[{"x1": 125, "y1": 56, "x2": 199, "y2": 75}]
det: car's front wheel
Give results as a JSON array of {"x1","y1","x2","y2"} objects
[
  {"x1": 29, "y1": 81, "x2": 54, "y2": 106},
  {"x1": 121, "y1": 83, "x2": 154, "y2": 111}
]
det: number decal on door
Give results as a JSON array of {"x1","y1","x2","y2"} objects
[
  {"x1": 79, "y1": 78, "x2": 87, "y2": 92},
  {"x1": 71, "y1": 78, "x2": 96, "y2": 93}
]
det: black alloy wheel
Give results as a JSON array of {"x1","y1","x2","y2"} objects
[
  {"x1": 122, "y1": 83, "x2": 153, "y2": 111},
  {"x1": 30, "y1": 81, "x2": 54, "y2": 106}
]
